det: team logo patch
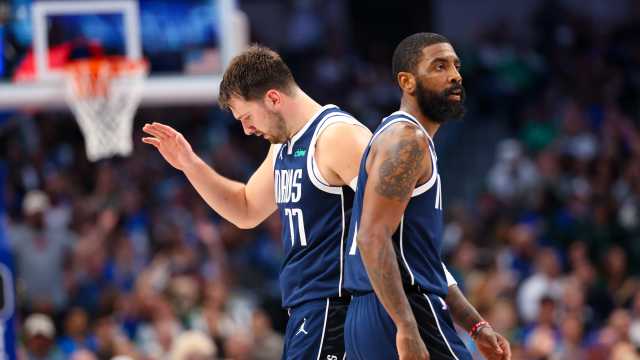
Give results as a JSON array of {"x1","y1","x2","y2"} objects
[{"x1": 296, "y1": 318, "x2": 309, "y2": 336}]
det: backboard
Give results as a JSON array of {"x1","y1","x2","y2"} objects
[{"x1": 0, "y1": 0, "x2": 248, "y2": 109}]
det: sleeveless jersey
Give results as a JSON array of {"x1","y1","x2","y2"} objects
[
  {"x1": 274, "y1": 104, "x2": 364, "y2": 307},
  {"x1": 344, "y1": 111, "x2": 448, "y2": 297}
]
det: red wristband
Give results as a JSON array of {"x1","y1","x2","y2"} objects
[{"x1": 469, "y1": 320, "x2": 490, "y2": 338}]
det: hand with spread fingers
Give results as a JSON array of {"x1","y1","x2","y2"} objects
[
  {"x1": 142, "y1": 122, "x2": 199, "y2": 171},
  {"x1": 474, "y1": 326, "x2": 512, "y2": 360}
]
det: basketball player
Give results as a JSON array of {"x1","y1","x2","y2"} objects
[
  {"x1": 344, "y1": 33, "x2": 511, "y2": 360},
  {"x1": 143, "y1": 45, "x2": 506, "y2": 360},
  {"x1": 143, "y1": 45, "x2": 370, "y2": 360}
]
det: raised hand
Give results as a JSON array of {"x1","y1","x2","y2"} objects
[{"x1": 142, "y1": 122, "x2": 199, "y2": 171}]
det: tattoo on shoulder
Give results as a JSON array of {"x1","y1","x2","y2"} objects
[{"x1": 375, "y1": 132, "x2": 426, "y2": 200}]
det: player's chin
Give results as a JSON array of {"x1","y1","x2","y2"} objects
[
  {"x1": 255, "y1": 133, "x2": 274, "y2": 143},
  {"x1": 446, "y1": 103, "x2": 466, "y2": 119},
  {"x1": 266, "y1": 134, "x2": 287, "y2": 144}
]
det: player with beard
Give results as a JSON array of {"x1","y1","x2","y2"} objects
[
  {"x1": 344, "y1": 33, "x2": 511, "y2": 360},
  {"x1": 142, "y1": 45, "x2": 371, "y2": 359}
]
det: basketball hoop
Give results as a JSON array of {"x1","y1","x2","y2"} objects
[{"x1": 64, "y1": 56, "x2": 148, "y2": 161}]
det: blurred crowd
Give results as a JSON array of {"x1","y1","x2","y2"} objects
[
  {"x1": 2, "y1": 0, "x2": 640, "y2": 359},
  {"x1": 441, "y1": 1, "x2": 640, "y2": 359}
]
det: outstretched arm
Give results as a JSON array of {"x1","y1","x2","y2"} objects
[
  {"x1": 142, "y1": 122, "x2": 276, "y2": 229},
  {"x1": 446, "y1": 284, "x2": 511, "y2": 360},
  {"x1": 357, "y1": 123, "x2": 431, "y2": 360}
]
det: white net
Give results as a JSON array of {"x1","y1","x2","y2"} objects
[{"x1": 64, "y1": 58, "x2": 147, "y2": 162}]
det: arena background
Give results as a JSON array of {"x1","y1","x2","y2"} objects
[{"x1": 1, "y1": 0, "x2": 640, "y2": 359}]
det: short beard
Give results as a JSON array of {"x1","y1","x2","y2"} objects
[
  {"x1": 415, "y1": 81, "x2": 466, "y2": 124},
  {"x1": 268, "y1": 111, "x2": 289, "y2": 144}
]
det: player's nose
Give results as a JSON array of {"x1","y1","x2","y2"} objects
[
  {"x1": 238, "y1": 119, "x2": 252, "y2": 135},
  {"x1": 242, "y1": 123, "x2": 256, "y2": 136},
  {"x1": 449, "y1": 67, "x2": 462, "y2": 84}
]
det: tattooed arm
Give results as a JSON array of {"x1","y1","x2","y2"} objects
[
  {"x1": 446, "y1": 285, "x2": 512, "y2": 360},
  {"x1": 357, "y1": 123, "x2": 431, "y2": 360},
  {"x1": 446, "y1": 285, "x2": 483, "y2": 330}
]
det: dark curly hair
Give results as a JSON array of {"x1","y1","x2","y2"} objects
[{"x1": 392, "y1": 32, "x2": 450, "y2": 78}]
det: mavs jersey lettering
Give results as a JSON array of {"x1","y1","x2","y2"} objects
[
  {"x1": 274, "y1": 105, "x2": 363, "y2": 308},
  {"x1": 345, "y1": 111, "x2": 448, "y2": 297}
]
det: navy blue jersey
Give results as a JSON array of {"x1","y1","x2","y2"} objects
[
  {"x1": 344, "y1": 111, "x2": 448, "y2": 297},
  {"x1": 274, "y1": 105, "x2": 364, "y2": 308}
]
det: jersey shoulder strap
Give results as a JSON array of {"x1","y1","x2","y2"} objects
[{"x1": 307, "y1": 111, "x2": 366, "y2": 194}]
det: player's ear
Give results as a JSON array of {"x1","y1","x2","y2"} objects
[
  {"x1": 264, "y1": 89, "x2": 281, "y2": 109},
  {"x1": 397, "y1": 72, "x2": 416, "y2": 94}
]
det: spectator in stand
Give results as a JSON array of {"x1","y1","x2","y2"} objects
[
  {"x1": 58, "y1": 307, "x2": 96, "y2": 357},
  {"x1": 1, "y1": 0, "x2": 640, "y2": 358},
  {"x1": 22, "y1": 313, "x2": 64, "y2": 360},
  {"x1": 9, "y1": 191, "x2": 74, "y2": 313},
  {"x1": 518, "y1": 247, "x2": 564, "y2": 322},
  {"x1": 169, "y1": 330, "x2": 217, "y2": 360}
]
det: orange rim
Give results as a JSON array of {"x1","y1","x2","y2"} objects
[{"x1": 65, "y1": 56, "x2": 148, "y2": 98}]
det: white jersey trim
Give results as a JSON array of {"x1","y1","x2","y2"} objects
[
  {"x1": 288, "y1": 104, "x2": 338, "y2": 154},
  {"x1": 368, "y1": 116, "x2": 408, "y2": 144},
  {"x1": 307, "y1": 113, "x2": 366, "y2": 195},
  {"x1": 392, "y1": 111, "x2": 436, "y2": 147},
  {"x1": 412, "y1": 149, "x2": 438, "y2": 197},
  {"x1": 443, "y1": 263, "x2": 457, "y2": 287},
  {"x1": 399, "y1": 216, "x2": 415, "y2": 285},
  {"x1": 368, "y1": 115, "x2": 439, "y2": 197},
  {"x1": 424, "y1": 295, "x2": 461, "y2": 360},
  {"x1": 348, "y1": 176, "x2": 358, "y2": 191},
  {"x1": 348, "y1": 221, "x2": 358, "y2": 255},
  {"x1": 315, "y1": 298, "x2": 330, "y2": 360}
]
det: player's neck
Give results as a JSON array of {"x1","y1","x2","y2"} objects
[
  {"x1": 284, "y1": 90, "x2": 324, "y2": 140},
  {"x1": 399, "y1": 98, "x2": 440, "y2": 138}
]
